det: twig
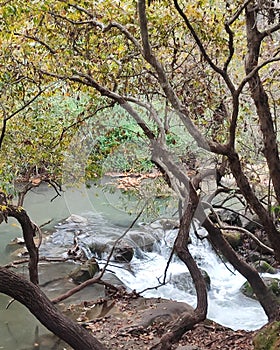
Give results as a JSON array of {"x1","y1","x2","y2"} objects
[
  {"x1": 138, "y1": 247, "x2": 174, "y2": 294},
  {"x1": 210, "y1": 208, "x2": 273, "y2": 254},
  {"x1": 3, "y1": 256, "x2": 84, "y2": 269},
  {"x1": 39, "y1": 219, "x2": 53, "y2": 228},
  {"x1": 99, "y1": 201, "x2": 148, "y2": 278},
  {"x1": 6, "y1": 298, "x2": 15, "y2": 309},
  {"x1": 51, "y1": 204, "x2": 147, "y2": 304},
  {"x1": 50, "y1": 273, "x2": 119, "y2": 304}
]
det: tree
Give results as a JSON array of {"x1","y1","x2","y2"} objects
[
  {"x1": 1, "y1": 0, "x2": 280, "y2": 349},
  {"x1": 0, "y1": 267, "x2": 107, "y2": 350}
]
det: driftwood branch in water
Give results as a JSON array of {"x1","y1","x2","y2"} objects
[
  {"x1": 0, "y1": 267, "x2": 107, "y2": 350},
  {"x1": 51, "y1": 273, "x2": 120, "y2": 304}
]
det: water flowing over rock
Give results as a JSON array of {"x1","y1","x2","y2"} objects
[
  {"x1": 16, "y1": 212, "x2": 279, "y2": 332},
  {"x1": 171, "y1": 269, "x2": 211, "y2": 293}
]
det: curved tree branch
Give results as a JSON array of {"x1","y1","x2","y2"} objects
[
  {"x1": 244, "y1": 4, "x2": 280, "y2": 205},
  {"x1": 237, "y1": 56, "x2": 280, "y2": 95},
  {"x1": 152, "y1": 187, "x2": 207, "y2": 350},
  {"x1": 173, "y1": 0, "x2": 236, "y2": 94},
  {"x1": 0, "y1": 88, "x2": 46, "y2": 150},
  {"x1": 3, "y1": 205, "x2": 39, "y2": 284},
  {"x1": 210, "y1": 207, "x2": 273, "y2": 254},
  {"x1": 0, "y1": 268, "x2": 107, "y2": 350},
  {"x1": 138, "y1": 0, "x2": 227, "y2": 154}
]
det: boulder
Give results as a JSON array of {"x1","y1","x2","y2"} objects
[
  {"x1": 241, "y1": 277, "x2": 280, "y2": 300},
  {"x1": 219, "y1": 209, "x2": 242, "y2": 227},
  {"x1": 222, "y1": 230, "x2": 242, "y2": 249},
  {"x1": 88, "y1": 240, "x2": 109, "y2": 258},
  {"x1": 7, "y1": 236, "x2": 41, "y2": 258},
  {"x1": 244, "y1": 215, "x2": 262, "y2": 233},
  {"x1": 171, "y1": 269, "x2": 211, "y2": 293},
  {"x1": 113, "y1": 245, "x2": 134, "y2": 262},
  {"x1": 69, "y1": 258, "x2": 100, "y2": 284},
  {"x1": 210, "y1": 209, "x2": 242, "y2": 227},
  {"x1": 253, "y1": 321, "x2": 280, "y2": 350},
  {"x1": 254, "y1": 260, "x2": 277, "y2": 274},
  {"x1": 65, "y1": 214, "x2": 88, "y2": 224},
  {"x1": 125, "y1": 230, "x2": 163, "y2": 252},
  {"x1": 116, "y1": 297, "x2": 194, "y2": 333}
]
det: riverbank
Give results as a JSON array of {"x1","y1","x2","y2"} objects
[
  {"x1": 81, "y1": 294, "x2": 255, "y2": 350},
  {"x1": 51, "y1": 291, "x2": 255, "y2": 350}
]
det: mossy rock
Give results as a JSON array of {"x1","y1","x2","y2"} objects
[
  {"x1": 253, "y1": 321, "x2": 280, "y2": 350},
  {"x1": 241, "y1": 277, "x2": 280, "y2": 300},
  {"x1": 254, "y1": 260, "x2": 277, "y2": 274},
  {"x1": 69, "y1": 258, "x2": 100, "y2": 284},
  {"x1": 223, "y1": 230, "x2": 242, "y2": 249}
]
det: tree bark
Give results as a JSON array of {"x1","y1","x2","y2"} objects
[
  {"x1": 6, "y1": 205, "x2": 39, "y2": 284},
  {"x1": 245, "y1": 5, "x2": 280, "y2": 205},
  {"x1": 0, "y1": 267, "x2": 108, "y2": 350},
  {"x1": 152, "y1": 186, "x2": 207, "y2": 350},
  {"x1": 227, "y1": 150, "x2": 280, "y2": 262}
]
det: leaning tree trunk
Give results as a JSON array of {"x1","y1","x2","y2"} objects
[
  {"x1": 151, "y1": 186, "x2": 208, "y2": 350},
  {"x1": 227, "y1": 150, "x2": 280, "y2": 263},
  {"x1": 202, "y1": 216, "x2": 280, "y2": 321},
  {"x1": 6, "y1": 205, "x2": 39, "y2": 284},
  {"x1": 0, "y1": 267, "x2": 107, "y2": 350},
  {"x1": 245, "y1": 4, "x2": 280, "y2": 205},
  {"x1": 242, "y1": 6, "x2": 280, "y2": 261}
]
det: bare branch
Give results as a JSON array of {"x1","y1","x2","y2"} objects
[
  {"x1": 99, "y1": 201, "x2": 147, "y2": 278},
  {"x1": 51, "y1": 273, "x2": 119, "y2": 304},
  {"x1": 210, "y1": 208, "x2": 273, "y2": 254},
  {"x1": 173, "y1": 0, "x2": 236, "y2": 94},
  {"x1": 237, "y1": 56, "x2": 280, "y2": 94},
  {"x1": 40, "y1": 69, "x2": 156, "y2": 140},
  {"x1": 138, "y1": 0, "x2": 227, "y2": 154},
  {"x1": 261, "y1": 22, "x2": 280, "y2": 38},
  {"x1": 226, "y1": 0, "x2": 253, "y2": 26},
  {"x1": 223, "y1": 21, "x2": 235, "y2": 72},
  {"x1": 14, "y1": 32, "x2": 56, "y2": 54},
  {"x1": 223, "y1": 0, "x2": 253, "y2": 72},
  {"x1": 0, "y1": 87, "x2": 47, "y2": 149},
  {"x1": 48, "y1": 9, "x2": 142, "y2": 51},
  {"x1": 54, "y1": 102, "x2": 116, "y2": 146},
  {"x1": 51, "y1": 204, "x2": 146, "y2": 304}
]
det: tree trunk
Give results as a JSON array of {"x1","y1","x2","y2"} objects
[
  {"x1": 6, "y1": 205, "x2": 39, "y2": 284},
  {"x1": 0, "y1": 267, "x2": 108, "y2": 350},
  {"x1": 153, "y1": 186, "x2": 208, "y2": 350},
  {"x1": 202, "y1": 216, "x2": 280, "y2": 321},
  {"x1": 227, "y1": 150, "x2": 280, "y2": 262},
  {"x1": 245, "y1": 5, "x2": 280, "y2": 205}
]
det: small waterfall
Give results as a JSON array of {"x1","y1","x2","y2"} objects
[
  {"x1": 43, "y1": 212, "x2": 276, "y2": 330},
  {"x1": 104, "y1": 221, "x2": 270, "y2": 330}
]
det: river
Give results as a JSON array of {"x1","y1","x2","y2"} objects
[{"x1": 0, "y1": 183, "x2": 275, "y2": 349}]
